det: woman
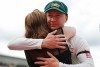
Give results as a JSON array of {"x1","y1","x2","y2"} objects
[{"x1": 25, "y1": 9, "x2": 52, "y2": 67}]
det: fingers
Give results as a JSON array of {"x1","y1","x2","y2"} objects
[
  {"x1": 35, "y1": 52, "x2": 55, "y2": 63},
  {"x1": 56, "y1": 38, "x2": 67, "y2": 42},
  {"x1": 35, "y1": 61, "x2": 47, "y2": 65},
  {"x1": 55, "y1": 34, "x2": 66, "y2": 38},
  {"x1": 58, "y1": 45, "x2": 66, "y2": 49},
  {"x1": 54, "y1": 41, "x2": 67, "y2": 49},
  {"x1": 55, "y1": 34, "x2": 67, "y2": 41},
  {"x1": 47, "y1": 51, "x2": 55, "y2": 58},
  {"x1": 40, "y1": 65, "x2": 48, "y2": 67},
  {"x1": 35, "y1": 57, "x2": 48, "y2": 65},
  {"x1": 37, "y1": 57, "x2": 48, "y2": 61},
  {"x1": 40, "y1": 66, "x2": 45, "y2": 67},
  {"x1": 58, "y1": 41, "x2": 67, "y2": 45}
]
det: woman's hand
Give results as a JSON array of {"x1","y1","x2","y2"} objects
[{"x1": 42, "y1": 30, "x2": 67, "y2": 49}]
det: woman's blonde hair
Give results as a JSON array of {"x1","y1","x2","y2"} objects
[{"x1": 25, "y1": 9, "x2": 51, "y2": 38}]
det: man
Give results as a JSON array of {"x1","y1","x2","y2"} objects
[
  {"x1": 34, "y1": 1, "x2": 94, "y2": 67},
  {"x1": 8, "y1": 1, "x2": 94, "y2": 67}
]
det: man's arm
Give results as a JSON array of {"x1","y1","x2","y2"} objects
[
  {"x1": 34, "y1": 36, "x2": 95, "y2": 67},
  {"x1": 59, "y1": 36, "x2": 95, "y2": 67}
]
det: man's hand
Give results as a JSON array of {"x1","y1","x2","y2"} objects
[
  {"x1": 41, "y1": 30, "x2": 67, "y2": 49},
  {"x1": 34, "y1": 51, "x2": 59, "y2": 67}
]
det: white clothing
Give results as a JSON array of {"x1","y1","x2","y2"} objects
[
  {"x1": 8, "y1": 38, "x2": 43, "y2": 50},
  {"x1": 8, "y1": 35, "x2": 94, "y2": 67}
]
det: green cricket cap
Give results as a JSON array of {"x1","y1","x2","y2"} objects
[{"x1": 44, "y1": 1, "x2": 68, "y2": 14}]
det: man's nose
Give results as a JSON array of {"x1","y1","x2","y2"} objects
[{"x1": 51, "y1": 17, "x2": 56, "y2": 21}]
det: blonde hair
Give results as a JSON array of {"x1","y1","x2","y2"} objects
[{"x1": 25, "y1": 9, "x2": 51, "y2": 38}]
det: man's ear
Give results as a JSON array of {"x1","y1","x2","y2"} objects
[
  {"x1": 66, "y1": 15, "x2": 68, "y2": 20},
  {"x1": 65, "y1": 15, "x2": 68, "y2": 22}
]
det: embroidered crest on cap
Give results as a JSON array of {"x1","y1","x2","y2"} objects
[{"x1": 51, "y1": 3, "x2": 60, "y2": 7}]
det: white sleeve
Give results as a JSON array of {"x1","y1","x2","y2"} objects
[
  {"x1": 59, "y1": 57, "x2": 94, "y2": 67},
  {"x1": 8, "y1": 38, "x2": 43, "y2": 50},
  {"x1": 58, "y1": 36, "x2": 95, "y2": 67},
  {"x1": 59, "y1": 60, "x2": 94, "y2": 67}
]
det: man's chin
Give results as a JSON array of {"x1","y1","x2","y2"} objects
[{"x1": 51, "y1": 27, "x2": 58, "y2": 30}]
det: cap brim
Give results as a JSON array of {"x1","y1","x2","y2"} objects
[{"x1": 45, "y1": 7, "x2": 65, "y2": 14}]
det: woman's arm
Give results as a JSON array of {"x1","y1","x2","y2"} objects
[
  {"x1": 8, "y1": 27, "x2": 76, "y2": 51},
  {"x1": 8, "y1": 38, "x2": 43, "y2": 50},
  {"x1": 8, "y1": 30, "x2": 68, "y2": 50}
]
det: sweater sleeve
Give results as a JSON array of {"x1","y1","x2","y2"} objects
[
  {"x1": 8, "y1": 38, "x2": 43, "y2": 50},
  {"x1": 59, "y1": 35, "x2": 95, "y2": 67},
  {"x1": 59, "y1": 59, "x2": 94, "y2": 67}
]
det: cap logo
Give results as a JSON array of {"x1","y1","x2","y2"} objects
[{"x1": 51, "y1": 3, "x2": 60, "y2": 7}]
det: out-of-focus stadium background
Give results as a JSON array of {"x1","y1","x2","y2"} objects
[{"x1": 0, "y1": 0, "x2": 100, "y2": 67}]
